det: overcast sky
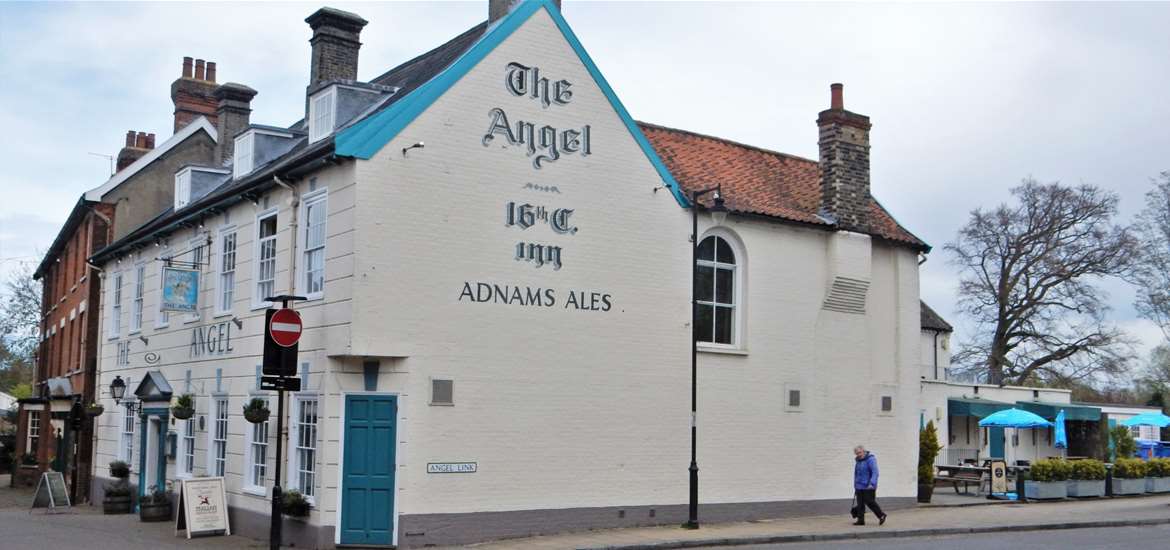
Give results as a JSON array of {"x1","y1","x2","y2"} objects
[{"x1": 2, "y1": 1, "x2": 1169, "y2": 360}]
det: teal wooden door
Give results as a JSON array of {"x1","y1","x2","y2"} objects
[
  {"x1": 340, "y1": 395, "x2": 397, "y2": 546},
  {"x1": 989, "y1": 426, "x2": 1005, "y2": 459}
]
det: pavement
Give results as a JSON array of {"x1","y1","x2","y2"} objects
[
  {"x1": 724, "y1": 524, "x2": 1170, "y2": 549},
  {"x1": 3, "y1": 475, "x2": 1170, "y2": 549},
  {"x1": 435, "y1": 494, "x2": 1170, "y2": 550}
]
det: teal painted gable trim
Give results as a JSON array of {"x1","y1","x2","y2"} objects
[{"x1": 334, "y1": 0, "x2": 688, "y2": 207}]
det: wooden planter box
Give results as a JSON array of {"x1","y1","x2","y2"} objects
[
  {"x1": 139, "y1": 502, "x2": 173, "y2": 522},
  {"x1": 1024, "y1": 480, "x2": 1067, "y2": 500},
  {"x1": 1146, "y1": 477, "x2": 1170, "y2": 493},
  {"x1": 103, "y1": 495, "x2": 132, "y2": 514},
  {"x1": 1067, "y1": 479, "x2": 1105, "y2": 498},
  {"x1": 12, "y1": 465, "x2": 41, "y2": 488},
  {"x1": 1113, "y1": 478, "x2": 1147, "y2": 495}
]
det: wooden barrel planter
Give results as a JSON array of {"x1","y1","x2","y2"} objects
[
  {"x1": 103, "y1": 493, "x2": 132, "y2": 514},
  {"x1": 139, "y1": 500, "x2": 173, "y2": 522}
]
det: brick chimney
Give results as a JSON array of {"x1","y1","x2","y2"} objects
[
  {"x1": 115, "y1": 131, "x2": 156, "y2": 172},
  {"x1": 490, "y1": 0, "x2": 561, "y2": 23},
  {"x1": 213, "y1": 83, "x2": 258, "y2": 166},
  {"x1": 817, "y1": 83, "x2": 872, "y2": 231},
  {"x1": 171, "y1": 57, "x2": 219, "y2": 133},
  {"x1": 305, "y1": 7, "x2": 368, "y2": 88}
]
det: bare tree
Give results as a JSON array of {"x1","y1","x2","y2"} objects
[
  {"x1": 947, "y1": 179, "x2": 1137, "y2": 386},
  {"x1": 0, "y1": 263, "x2": 41, "y2": 384},
  {"x1": 1132, "y1": 172, "x2": 1170, "y2": 339}
]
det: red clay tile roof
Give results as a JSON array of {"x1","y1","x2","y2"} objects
[{"x1": 638, "y1": 122, "x2": 928, "y2": 251}]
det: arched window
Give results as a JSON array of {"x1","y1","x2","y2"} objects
[{"x1": 696, "y1": 235, "x2": 737, "y2": 345}]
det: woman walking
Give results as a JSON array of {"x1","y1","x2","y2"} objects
[{"x1": 852, "y1": 445, "x2": 886, "y2": 526}]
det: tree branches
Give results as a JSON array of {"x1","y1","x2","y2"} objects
[{"x1": 947, "y1": 179, "x2": 1136, "y2": 385}]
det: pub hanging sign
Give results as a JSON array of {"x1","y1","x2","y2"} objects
[{"x1": 161, "y1": 266, "x2": 200, "y2": 313}]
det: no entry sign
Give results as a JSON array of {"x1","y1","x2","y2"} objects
[{"x1": 268, "y1": 308, "x2": 302, "y2": 347}]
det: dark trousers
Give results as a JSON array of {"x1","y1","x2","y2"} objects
[{"x1": 854, "y1": 489, "x2": 884, "y2": 522}]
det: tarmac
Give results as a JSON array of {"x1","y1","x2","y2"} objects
[{"x1": 3, "y1": 475, "x2": 1170, "y2": 549}]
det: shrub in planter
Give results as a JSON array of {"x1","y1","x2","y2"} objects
[
  {"x1": 1145, "y1": 457, "x2": 1170, "y2": 493},
  {"x1": 1024, "y1": 458, "x2": 1070, "y2": 499},
  {"x1": 917, "y1": 421, "x2": 942, "y2": 503},
  {"x1": 109, "y1": 460, "x2": 131, "y2": 479},
  {"x1": 139, "y1": 487, "x2": 173, "y2": 522},
  {"x1": 85, "y1": 402, "x2": 104, "y2": 417},
  {"x1": 20, "y1": 453, "x2": 38, "y2": 466},
  {"x1": 1110, "y1": 425, "x2": 1138, "y2": 460},
  {"x1": 1068, "y1": 459, "x2": 1107, "y2": 498},
  {"x1": 171, "y1": 394, "x2": 195, "y2": 420},
  {"x1": 103, "y1": 482, "x2": 132, "y2": 514},
  {"x1": 1113, "y1": 457, "x2": 1148, "y2": 495},
  {"x1": 282, "y1": 490, "x2": 312, "y2": 518},
  {"x1": 243, "y1": 398, "x2": 270, "y2": 424}
]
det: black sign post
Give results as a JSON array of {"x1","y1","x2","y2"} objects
[{"x1": 263, "y1": 295, "x2": 305, "y2": 550}]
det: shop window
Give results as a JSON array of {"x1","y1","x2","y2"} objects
[
  {"x1": 431, "y1": 379, "x2": 454, "y2": 406},
  {"x1": 695, "y1": 234, "x2": 738, "y2": 346},
  {"x1": 245, "y1": 397, "x2": 270, "y2": 494},
  {"x1": 217, "y1": 228, "x2": 237, "y2": 315},
  {"x1": 290, "y1": 396, "x2": 319, "y2": 501},
  {"x1": 300, "y1": 190, "x2": 328, "y2": 298}
]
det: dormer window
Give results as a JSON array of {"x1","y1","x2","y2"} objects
[
  {"x1": 174, "y1": 170, "x2": 192, "y2": 210},
  {"x1": 308, "y1": 87, "x2": 336, "y2": 143},
  {"x1": 234, "y1": 132, "x2": 255, "y2": 179}
]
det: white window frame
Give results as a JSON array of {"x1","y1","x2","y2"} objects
[
  {"x1": 119, "y1": 402, "x2": 136, "y2": 465},
  {"x1": 253, "y1": 209, "x2": 279, "y2": 309},
  {"x1": 186, "y1": 237, "x2": 205, "y2": 323},
  {"x1": 216, "y1": 226, "x2": 237, "y2": 316},
  {"x1": 233, "y1": 132, "x2": 255, "y2": 179},
  {"x1": 287, "y1": 393, "x2": 319, "y2": 503},
  {"x1": 130, "y1": 264, "x2": 144, "y2": 333},
  {"x1": 299, "y1": 189, "x2": 328, "y2": 300},
  {"x1": 244, "y1": 396, "x2": 270, "y2": 496},
  {"x1": 695, "y1": 230, "x2": 744, "y2": 349},
  {"x1": 174, "y1": 169, "x2": 192, "y2": 210},
  {"x1": 108, "y1": 271, "x2": 123, "y2": 339},
  {"x1": 308, "y1": 87, "x2": 336, "y2": 143},
  {"x1": 26, "y1": 412, "x2": 40, "y2": 452},
  {"x1": 178, "y1": 403, "x2": 197, "y2": 478},
  {"x1": 207, "y1": 396, "x2": 228, "y2": 477},
  {"x1": 155, "y1": 249, "x2": 171, "y2": 328}
]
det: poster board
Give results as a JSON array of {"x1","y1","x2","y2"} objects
[
  {"x1": 990, "y1": 460, "x2": 1008, "y2": 494},
  {"x1": 175, "y1": 477, "x2": 230, "y2": 538},
  {"x1": 30, "y1": 472, "x2": 70, "y2": 512}
]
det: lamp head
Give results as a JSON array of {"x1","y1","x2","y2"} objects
[
  {"x1": 710, "y1": 190, "x2": 729, "y2": 226},
  {"x1": 110, "y1": 376, "x2": 126, "y2": 403}
]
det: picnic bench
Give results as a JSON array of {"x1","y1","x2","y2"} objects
[{"x1": 935, "y1": 464, "x2": 988, "y2": 494}]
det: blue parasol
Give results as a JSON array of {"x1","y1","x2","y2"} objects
[
  {"x1": 1054, "y1": 409, "x2": 1068, "y2": 449},
  {"x1": 978, "y1": 408, "x2": 1053, "y2": 428},
  {"x1": 1120, "y1": 412, "x2": 1170, "y2": 428}
]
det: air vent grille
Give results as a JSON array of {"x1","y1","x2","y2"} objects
[{"x1": 822, "y1": 276, "x2": 869, "y2": 314}]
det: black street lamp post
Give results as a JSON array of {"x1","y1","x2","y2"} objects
[{"x1": 687, "y1": 185, "x2": 727, "y2": 530}]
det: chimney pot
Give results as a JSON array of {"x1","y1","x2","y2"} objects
[
  {"x1": 135, "y1": 131, "x2": 147, "y2": 148},
  {"x1": 125, "y1": 130, "x2": 135, "y2": 147},
  {"x1": 830, "y1": 83, "x2": 844, "y2": 110},
  {"x1": 145, "y1": 133, "x2": 156, "y2": 149},
  {"x1": 206, "y1": 62, "x2": 216, "y2": 83},
  {"x1": 194, "y1": 59, "x2": 206, "y2": 81},
  {"x1": 182, "y1": 57, "x2": 193, "y2": 78}
]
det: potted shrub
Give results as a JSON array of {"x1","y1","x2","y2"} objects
[
  {"x1": 281, "y1": 489, "x2": 312, "y2": 519},
  {"x1": 20, "y1": 453, "x2": 38, "y2": 467},
  {"x1": 243, "y1": 397, "x2": 270, "y2": 424},
  {"x1": 171, "y1": 394, "x2": 195, "y2": 420},
  {"x1": 1110, "y1": 425, "x2": 1138, "y2": 460},
  {"x1": 109, "y1": 460, "x2": 131, "y2": 480},
  {"x1": 1024, "y1": 458, "x2": 1070, "y2": 500},
  {"x1": 1068, "y1": 459, "x2": 1106, "y2": 498},
  {"x1": 1146, "y1": 457, "x2": 1170, "y2": 493},
  {"x1": 102, "y1": 482, "x2": 132, "y2": 514},
  {"x1": 85, "y1": 402, "x2": 104, "y2": 417},
  {"x1": 139, "y1": 486, "x2": 173, "y2": 522},
  {"x1": 1112, "y1": 457, "x2": 1148, "y2": 495},
  {"x1": 917, "y1": 421, "x2": 941, "y2": 503}
]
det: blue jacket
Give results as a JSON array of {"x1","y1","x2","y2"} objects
[{"x1": 854, "y1": 452, "x2": 879, "y2": 490}]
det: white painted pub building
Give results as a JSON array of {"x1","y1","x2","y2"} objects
[{"x1": 88, "y1": 1, "x2": 932, "y2": 547}]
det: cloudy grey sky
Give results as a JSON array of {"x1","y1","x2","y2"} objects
[{"x1": 2, "y1": 1, "x2": 1169, "y2": 357}]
